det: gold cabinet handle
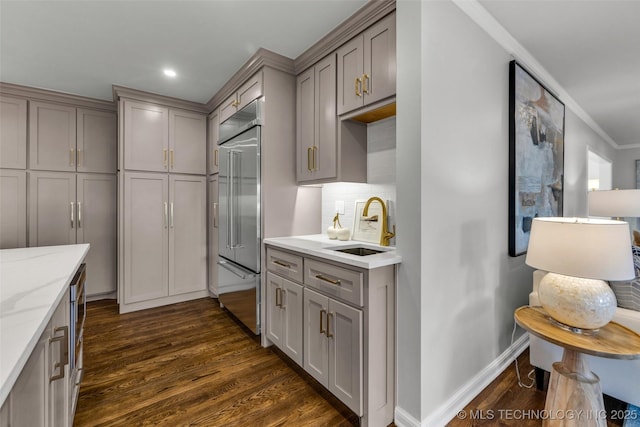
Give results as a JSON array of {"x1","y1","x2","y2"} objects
[
  {"x1": 69, "y1": 148, "x2": 75, "y2": 166},
  {"x1": 213, "y1": 202, "x2": 218, "y2": 228},
  {"x1": 214, "y1": 149, "x2": 218, "y2": 167},
  {"x1": 315, "y1": 274, "x2": 341, "y2": 286},
  {"x1": 70, "y1": 202, "x2": 75, "y2": 228},
  {"x1": 362, "y1": 74, "x2": 369, "y2": 94},
  {"x1": 307, "y1": 147, "x2": 312, "y2": 171},
  {"x1": 49, "y1": 326, "x2": 69, "y2": 382},
  {"x1": 164, "y1": 202, "x2": 168, "y2": 228},
  {"x1": 275, "y1": 287, "x2": 282, "y2": 308},
  {"x1": 355, "y1": 77, "x2": 362, "y2": 97},
  {"x1": 320, "y1": 309, "x2": 327, "y2": 334},
  {"x1": 273, "y1": 260, "x2": 291, "y2": 269},
  {"x1": 312, "y1": 146, "x2": 317, "y2": 171},
  {"x1": 170, "y1": 149, "x2": 175, "y2": 169},
  {"x1": 169, "y1": 202, "x2": 174, "y2": 228},
  {"x1": 326, "y1": 312, "x2": 334, "y2": 338},
  {"x1": 163, "y1": 149, "x2": 168, "y2": 168},
  {"x1": 77, "y1": 149, "x2": 82, "y2": 167},
  {"x1": 77, "y1": 202, "x2": 82, "y2": 228}
]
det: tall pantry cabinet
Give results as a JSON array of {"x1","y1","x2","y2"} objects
[
  {"x1": 0, "y1": 87, "x2": 117, "y2": 298},
  {"x1": 117, "y1": 91, "x2": 208, "y2": 313}
]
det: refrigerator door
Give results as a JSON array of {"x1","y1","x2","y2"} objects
[
  {"x1": 218, "y1": 257, "x2": 260, "y2": 334},
  {"x1": 218, "y1": 125, "x2": 261, "y2": 273}
]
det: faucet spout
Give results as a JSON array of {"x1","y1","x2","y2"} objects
[{"x1": 362, "y1": 197, "x2": 395, "y2": 246}]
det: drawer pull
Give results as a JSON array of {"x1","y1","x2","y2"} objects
[
  {"x1": 49, "y1": 326, "x2": 69, "y2": 382},
  {"x1": 273, "y1": 260, "x2": 292, "y2": 269},
  {"x1": 316, "y1": 274, "x2": 341, "y2": 286},
  {"x1": 320, "y1": 309, "x2": 327, "y2": 334},
  {"x1": 326, "y1": 312, "x2": 334, "y2": 338}
]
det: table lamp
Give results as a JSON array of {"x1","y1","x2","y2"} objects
[
  {"x1": 588, "y1": 189, "x2": 640, "y2": 219},
  {"x1": 525, "y1": 217, "x2": 634, "y2": 331}
]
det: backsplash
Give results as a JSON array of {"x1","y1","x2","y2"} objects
[{"x1": 322, "y1": 117, "x2": 396, "y2": 244}]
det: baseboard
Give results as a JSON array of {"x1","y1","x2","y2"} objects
[
  {"x1": 421, "y1": 333, "x2": 529, "y2": 426},
  {"x1": 86, "y1": 291, "x2": 116, "y2": 302},
  {"x1": 394, "y1": 406, "x2": 421, "y2": 427}
]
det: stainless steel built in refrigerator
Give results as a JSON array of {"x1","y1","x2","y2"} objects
[{"x1": 217, "y1": 98, "x2": 262, "y2": 334}]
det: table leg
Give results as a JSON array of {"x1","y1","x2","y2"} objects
[{"x1": 543, "y1": 349, "x2": 606, "y2": 426}]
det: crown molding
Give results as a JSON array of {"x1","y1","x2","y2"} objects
[
  {"x1": 0, "y1": 82, "x2": 116, "y2": 111},
  {"x1": 451, "y1": 0, "x2": 621, "y2": 150},
  {"x1": 112, "y1": 85, "x2": 209, "y2": 113},
  {"x1": 293, "y1": 0, "x2": 396, "y2": 75},
  {"x1": 205, "y1": 48, "x2": 295, "y2": 112},
  {"x1": 618, "y1": 142, "x2": 640, "y2": 150}
]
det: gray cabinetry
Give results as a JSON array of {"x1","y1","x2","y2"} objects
[
  {"x1": 0, "y1": 169, "x2": 26, "y2": 249},
  {"x1": 337, "y1": 12, "x2": 396, "y2": 115},
  {"x1": 208, "y1": 174, "x2": 219, "y2": 295},
  {"x1": 29, "y1": 101, "x2": 77, "y2": 172},
  {"x1": 169, "y1": 109, "x2": 206, "y2": 175},
  {"x1": 266, "y1": 271, "x2": 304, "y2": 365},
  {"x1": 0, "y1": 96, "x2": 27, "y2": 169},
  {"x1": 219, "y1": 71, "x2": 263, "y2": 123},
  {"x1": 207, "y1": 109, "x2": 220, "y2": 175},
  {"x1": 29, "y1": 171, "x2": 77, "y2": 246},
  {"x1": 76, "y1": 109, "x2": 117, "y2": 173},
  {"x1": 123, "y1": 100, "x2": 169, "y2": 172}
]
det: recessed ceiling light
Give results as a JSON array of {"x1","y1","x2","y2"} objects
[{"x1": 163, "y1": 69, "x2": 177, "y2": 78}]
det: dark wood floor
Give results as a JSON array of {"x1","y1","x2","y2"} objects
[
  {"x1": 74, "y1": 297, "x2": 358, "y2": 426},
  {"x1": 75, "y1": 297, "x2": 628, "y2": 427}
]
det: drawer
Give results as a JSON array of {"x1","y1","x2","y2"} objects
[
  {"x1": 266, "y1": 247, "x2": 303, "y2": 283},
  {"x1": 304, "y1": 258, "x2": 363, "y2": 307}
]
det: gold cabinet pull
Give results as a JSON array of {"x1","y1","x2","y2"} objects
[
  {"x1": 170, "y1": 149, "x2": 175, "y2": 169},
  {"x1": 214, "y1": 149, "x2": 218, "y2": 167},
  {"x1": 77, "y1": 149, "x2": 82, "y2": 167},
  {"x1": 307, "y1": 147, "x2": 313, "y2": 171},
  {"x1": 70, "y1": 202, "x2": 75, "y2": 228},
  {"x1": 163, "y1": 149, "x2": 168, "y2": 168},
  {"x1": 326, "y1": 312, "x2": 334, "y2": 338},
  {"x1": 275, "y1": 287, "x2": 282, "y2": 308},
  {"x1": 273, "y1": 260, "x2": 291, "y2": 269},
  {"x1": 320, "y1": 309, "x2": 327, "y2": 334},
  {"x1": 77, "y1": 202, "x2": 82, "y2": 228},
  {"x1": 355, "y1": 77, "x2": 362, "y2": 97},
  {"x1": 169, "y1": 202, "x2": 174, "y2": 228},
  {"x1": 69, "y1": 148, "x2": 75, "y2": 166},
  {"x1": 164, "y1": 202, "x2": 168, "y2": 228},
  {"x1": 213, "y1": 202, "x2": 218, "y2": 228},
  {"x1": 312, "y1": 146, "x2": 317, "y2": 171},
  {"x1": 315, "y1": 274, "x2": 341, "y2": 286},
  {"x1": 362, "y1": 74, "x2": 369, "y2": 94},
  {"x1": 49, "y1": 326, "x2": 69, "y2": 382}
]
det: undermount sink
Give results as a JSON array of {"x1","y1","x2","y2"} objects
[{"x1": 333, "y1": 247, "x2": 385, "y2": 256}]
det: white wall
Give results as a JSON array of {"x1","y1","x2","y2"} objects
[
  {"x1": 614, "y1": 147, "x2": 640, "y2": 189},
  {"x1": 395, "y1": 1, "x2": 617, "y2": 424}
]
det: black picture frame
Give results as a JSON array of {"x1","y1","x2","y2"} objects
[{"x1": 509, "y1": 60, "x2": 565, "y2": 257}]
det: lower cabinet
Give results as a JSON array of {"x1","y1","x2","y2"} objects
[
  {"x1": 3, "y1": 288, "x2": 71, "y2": 427},
  {"x1": 208, "y1": 175, "x2": 219, "y2": 295},
  {"x1": 266, "y1": 272, "x2": 304, "y2": 365},
  {"x1": 304, "y1": 287, "x2": 362, "y2": 415}
]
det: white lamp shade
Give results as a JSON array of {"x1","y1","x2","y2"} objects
[
  {"x1": 525, "y1": 217, "x2": 634, "y2": 281},
  {"x1": 588, "y1": 189, "x2": 640, "y2": 217}
]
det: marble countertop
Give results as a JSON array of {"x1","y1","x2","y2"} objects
[
  {"x1": 263, "y1": 234, "x2": 401, "y2": 269},
  {"x1": 0, "y1": 244, "x2": 89, "y2": 405}
]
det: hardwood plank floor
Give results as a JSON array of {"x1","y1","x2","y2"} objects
[{"x1": 74, "y1": 298, "x2": 359, "y2": 426}]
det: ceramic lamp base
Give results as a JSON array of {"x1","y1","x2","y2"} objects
[{"x1": 538, "y1": 272, "x2": 617, "y2": 330}]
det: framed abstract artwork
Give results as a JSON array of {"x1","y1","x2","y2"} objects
[{"x1": 509, "y1": 60, "x2": 565, "y2": 257}]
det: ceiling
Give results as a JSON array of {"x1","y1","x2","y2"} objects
[{"x1": 1, "y1": 0, "x2": 638, "y2": 148}]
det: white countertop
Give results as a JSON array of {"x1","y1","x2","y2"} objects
[
  {"x1": 263, "y1": 234, "x2": 401, "y2": 269},
  {"x1": 0, "y1": 244, "x2": 89, "y2": 405}
]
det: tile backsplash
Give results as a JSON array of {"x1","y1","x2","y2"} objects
[{"x1": 322, "y1": 117, "x2": 396, "y2": 245}]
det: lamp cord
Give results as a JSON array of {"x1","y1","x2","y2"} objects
[{"x1": 511, "y1": 319, "x2": 536, "y2": 389}]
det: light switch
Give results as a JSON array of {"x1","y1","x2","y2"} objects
[{"x1": 335, "y1": 200, "x2": 345, "y2": 215}]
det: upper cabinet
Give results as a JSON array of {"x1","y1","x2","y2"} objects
[
  {"x1": 219, "y1": 71, "x2": 263, "y2": 123},
  {"x1": 0, "y1": 96, "x2": 27, "y2": 169},
  {"x1": 123, "y1": 100, "x2": 206, "y2": 174},
  {"x1": 207, "y1": 109, "x2": 220, "y2": 175},
  {"x1": 337, "y1": 12, "x2": 396, "y2": 115},
  {"x1": 123, "y1": 100, "x2": 169, "y2": 172},
  {"x1": 169, "y1": 109, "x2": 206, "y2": 175},
  {"x1": 77, "y1": 108, "x2": 117, "y2": 173},
  {"x1": 29, "y1": 101, "x2": 77, "y2": 172}
]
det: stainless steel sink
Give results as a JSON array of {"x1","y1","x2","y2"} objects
[{"x1": 333, "y1": 247, "x2": 385, "y2": 256}]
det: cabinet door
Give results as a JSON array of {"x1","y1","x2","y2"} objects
[
  {"x1": 123, "y1": 100, "x2": 168, "y2": 172},
  {"x1": 123, "y1": 172, "x2": 169, "y2": 303},
  {"x1": 328, "y1": 298, "x2": 363, "y2": 416},
  {"x1": 29, "y1": 171, "x2": 77, "y2": 247},
  {"x1": 76, "y1": 109, "x2": 117, "y2": 173},
  {"x1": 282, "y1": 278, "x2": 304, "y2": 366},
  {"x1": 336, "y1": 36, "x2": 364, "y2": 115},
  {"x1": 207, "y1": 110, "x2": 220, "y2": 175},
  {"x1": 314, "y1": 55, "x2": 338, "y2": 181},
  {"x1": 0, "y1": 169, "x2": 26, "y2": 249},
  {"x1": 303, "y1": 288, "x2": 329, "y2": 388},
  {"x1": 77, "y1": 174, "x2": 117, "y2": 296},
  {"x1": 10, "y1": 325, "x2": 49, "y2": 427},
  {"x1": 49, "y1": 288, "x2": 70, "y2": 427},
  {"x1": 363, "y1": 12, "x2": 396, "y2": 106},
  {"x1": 169, "y1": 174, "x2": 207, "y2": 295},
  {"x1": 237, "y1": 71, "x2": 263, "y2": 111},
  {"x1": 29, "y1": 101, "x2": 77, "y2": 172},
  {"x1": 0, "y1": 96, "x2": 27, "y2": 169},
  {"x1": 169, "y1": 109, "x2": 206, "y2": 174},
  {"x1": 266, "y1": 272, "x2": 284, "y2": 348},
  {"x1": 208, "y1": 175, "x2": 219, "y2": 295},
  {"x1": 296, "y1": 67, "x2": 315, "y2": 182},
  {"x1": 218, "y1": 93, "x2": 238, "y2": 124}
]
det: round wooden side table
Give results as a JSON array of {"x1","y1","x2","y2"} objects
[{"x1": 515, "y1": 306, "x2": 640, "y2": 427}]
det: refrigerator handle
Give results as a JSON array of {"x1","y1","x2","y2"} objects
[
  {"x1": 218, "y1": 259, "x2": 256, "y2": 279},
  {"x1": 227, "y1": 150, "x2": 233, "y2": 249}
]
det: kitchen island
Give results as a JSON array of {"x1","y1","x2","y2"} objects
[{"x1": 0, "y1": 244, "x2": 89, "y2": 412}]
